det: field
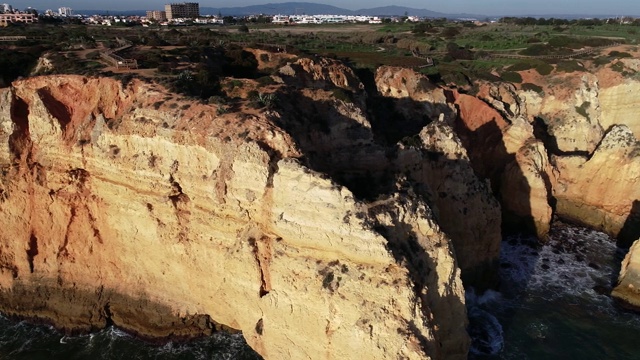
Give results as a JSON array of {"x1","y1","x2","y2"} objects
[{"x1": 1, "y1": 19, "x2": 639, "y2": 90}]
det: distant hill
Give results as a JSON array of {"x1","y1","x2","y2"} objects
[
  {"x1": 75, "y1": 10, "x2": 146, "y2": 16},
  {"x1": 202, "y1": 2, "x2": 352, "y2": 17},
  {"x1": 201, "y1": 2, "x2": 486, "y2": 19},
  {"x1": 354, "y1": 5, "x2": 484, "y2": 18}
]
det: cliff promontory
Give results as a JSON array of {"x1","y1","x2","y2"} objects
[{"x1": 0, "y1": 75, "x2": 471, "y2": 359}]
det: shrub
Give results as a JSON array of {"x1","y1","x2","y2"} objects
[
  {"x1": 441, "y1": 27, "x2": 460, "y2": 39},
  {"x1": 611, "y1": 61, "x2": 626, "y2": 73},
  {"x1": 238, "y1": 25, "x2": 249, "y2": 33},
  {"x1": 507, "y1": 61, "x2": 537, "y2": 71},
  {"x1": 535, "y1": 62, "x2": 554, "y2": 75},
  {"x1": 256, "y1": 76, "x2": 276, "y2": 87},
  {"x1": 556, "y1": 60, "x2": 584, "y2": 73},
  {"x1": 226, "y1": 79, "x2": 243, "y2": 89},
  {"x1": 86, "y1": 50, "x2": 100, "y2": 60},
  {"x1": 521, "y1": 83, "x2": 543, "y2": 93},
  {"x1": 500, "y1": 71, "x2": 523, "y2": 83},
  {"x1": 548, "y1": 36, "x2": 578, "y2": 48},
  {"x1": 332, "y1": 88, "x2": 353, "y2": 103},
  {"x1": 520, "y1": 44, "x2": 553, "y2": 56},
  {"x1": 593, "y1": 56, "x2": 611, "y2": 67},
  {"x1": 252, "y1": 92, "x2": 277, "y2": 109},
  {"x1": 609, "y1": 51, "x2": 633, "y2": 58}
]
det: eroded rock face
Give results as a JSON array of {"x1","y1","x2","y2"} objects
[
  {"x1": 553, "y1": 125, "x2": 640, "y2": 244},
  {"x1": 0, "y1": 75, "x2": 470, "y2": 359},
  {"x1": 279, "y1": 57, "x2": 363, "y2": 91},
  {"x1": 448, "y1": 90, "x2": 553, "y2": 238},
  {"x1": 396, "y1": 118, "x2": 502, "y2": 288},
  {"x1": 599, "y1": 81, "x2": 640, "y2": 139},
  {"x1": 520, "y1": 74, "x2": 604, "y2": 155},
  {"x1": 613, "y1": 239, "x2": 640, "y2": 310}
]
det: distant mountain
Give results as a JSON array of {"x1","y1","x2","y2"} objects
[
  {"x1": 353, "y1": 5, "x2": 483, "y2": 18},
  {"x1": 202, "y1": 2, "x2": 351, "y2": 17},
  {"x1": 201, "y1": 2, "x2": 486, "y2": 19},
  {"x1": 75, "y1": 9, "x2": 146, "y2": 16}
]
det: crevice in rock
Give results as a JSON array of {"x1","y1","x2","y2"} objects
[
  {"x1": 37, "y1": 88, "x2": 72, "y2": 132},
  {"x1": 58, "y1": 206, "x2": 77, "y2": 259},
  {"x1": 168, "y1": 175, "x2": 188, "y2": 208},
  {"x1": 103, "y1": 302, "x2": 114, "y2": 327},
  {"x1": 8, "y1": 93, "x2": 32, "y2": 164},
  {"x1": 87, "y1": 208, "x2": 104, "y2": 245},
  {"x1": 26, "y1": 233, "x2": 38, "y2": 273},
  {"x1": 168, "y1": 175, "x2": 190, "y2": 242},
  {"x1": 532, "y1": 116, "x2": 590, "y2": 158},
  {"x1": 255, "y1": 318, "x2": 264, "y2": 335},
  {"x1": 249, "y1": 236, "x2": 272, "y2": 298}
]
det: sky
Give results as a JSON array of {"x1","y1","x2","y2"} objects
[{"x1": 7, "y1": 0, "x2": 640, "y2": 16}]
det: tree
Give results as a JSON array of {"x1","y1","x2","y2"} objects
[{"x1": 238, "y1": 24, "x2": 249, "y2": 33}]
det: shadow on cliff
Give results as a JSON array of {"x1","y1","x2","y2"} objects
[
  {"x1": 0, "y1": 281, "x2": 261, "y2": 359},
  {"x1": 272, "y1": 72, "x2": 480, "y2": 357},
  {"x1": 617, "y1": 200, "x2": 640, "y2": 249},
  {"x1": 453, "y1": 113, "x2": 549, "y2": 357},
  {"x1": 370, "y1": 197, "x2": 469, "y2": 359},
  {"x1": 609, "y1": 200, "x2": 640, "y2": 294},
  {"x1": 273, "y1": 68, "x2": 556, "y2": 356}
]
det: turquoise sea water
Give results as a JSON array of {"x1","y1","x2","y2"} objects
[{"x1": 469, "y1": 225, "x2": 640, "y2": 360}]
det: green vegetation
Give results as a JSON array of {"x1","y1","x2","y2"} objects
[
  {"x1": 556, "y1": 60, "x2": 585, "y2": 73},
  {"x1": 332, "y1": 88, "x2": 354, "y2": 103},
  {"x1": 521, "y1": 83, "x2": 544, "y2": 93},
  {"x1": 500, "y1": 71, "x2": 523, "y2": 83},
  {"x1": 3, "y1": 17, "x2": 638, "y2": 93}
]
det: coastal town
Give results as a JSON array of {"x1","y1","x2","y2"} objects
[{"x1": 0, "y1": 1, "x2": 433, "y2": 27}]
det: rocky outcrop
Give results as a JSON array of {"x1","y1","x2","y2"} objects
[
  {"x1": 552, "y1": 125, "x2": 640, "y2": 245},
  {"x1": 279, "y1": 57, "x2": 363, "y2": 92},
  {"x1": 0, "y1": 75, "x2": 471, "y2": 359},
  {"x1": 599, "y1": 81, "x2": 640, "y2": 140},
  {"x1": 375, "y1": 66, "x2": 454, "y2": 123},
  {"x1": 447, "y1": 90, "x2": 553, "y2": 238},
  {"x1": 371, "y1": 68, "x2": 503, "y2": 286},
  {"x1": 612, "y1": 239, "x2": 640, "y2": 309},
  {"x1": 396, "y1": 118, "x2": 502, "y2": 288},
  {"x1": 520, "y1": 74, "x2": 604, "y2": 155}
]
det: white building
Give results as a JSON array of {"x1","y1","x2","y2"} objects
[
  {"x1": 1, "y1": 3, "x2": 12, "y2": 13},
  {"x1": 272, "y1": 15, "x2": 289, "y2": 24},
  {"x1": 58, "y1": 7, "x2": 72, "y2": 16}
]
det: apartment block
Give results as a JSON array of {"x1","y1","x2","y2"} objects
[
  {"x1": 146, "y1": 10, "x2": 167, "y2": 21},
  {"x1": 164, "y1": 2, "x2": 199, "y2": 20}
]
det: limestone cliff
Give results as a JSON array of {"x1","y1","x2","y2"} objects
[
  {"x1": 552, "y1": 125, "x2": 640, "y2": 245},
  {"x1": 519, "y1": 73, "x2": 604, "y2": 155},
  {"x1": 0, "y1": 75, "x2": 470, "y2": 359},
  {"x1": 613, "y1": 239, "x2": 640, "y2": 309},
  {"x1": 375, "y1": 67, "x2": 552, "y2": 239},
  {"x1": 599, "y1": 80, "x2": 640, "y2": 140}
]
